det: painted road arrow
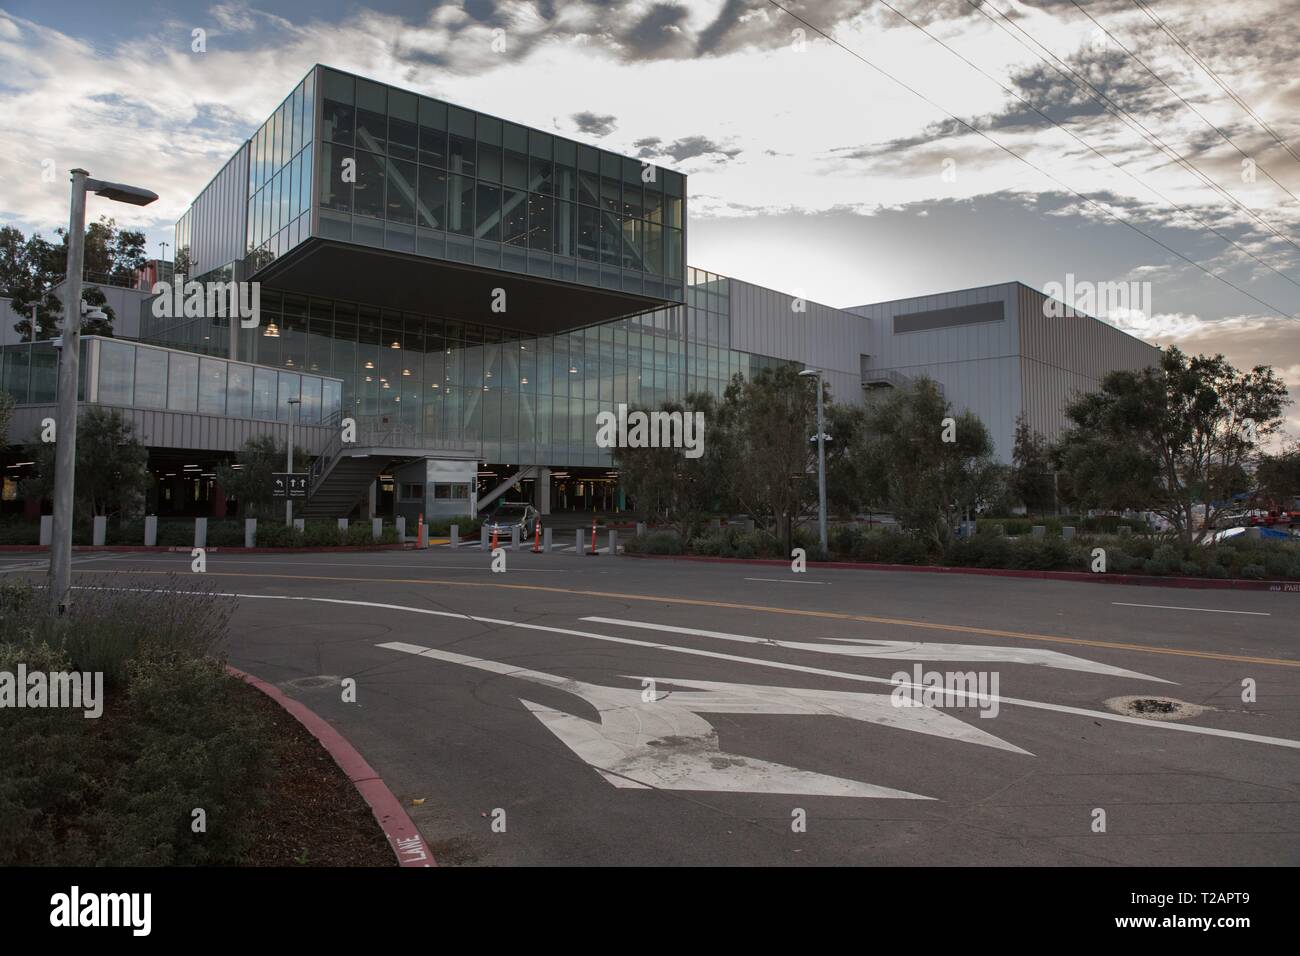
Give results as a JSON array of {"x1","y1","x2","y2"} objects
[
  {"x1": 380, "y1": 641, "x2": 1028, "y2": 798},
  {"x1": 580, "y1": 617, "x2": 1169, "y2": 682}
]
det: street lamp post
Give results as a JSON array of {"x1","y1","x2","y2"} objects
[
  {"x1": 48, "y1": 169, "x2": 157, "y2": 613},
  {"x1": 799, "y1": 368, "x2": 828, "y2": 554},
  {"x1": 286, "y1": 397, "x2": 301, "y2": 526}
]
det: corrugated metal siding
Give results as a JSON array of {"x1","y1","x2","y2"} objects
[
  {"x1": 186, "y1": 143, "x2": 250, "y2": 278},
  {"x1": 1016, "y1": 285, "x2": 1159, "y2": 444},
  {"x1": 727, "y1": 279, "x2": 872, "y2": 405}
]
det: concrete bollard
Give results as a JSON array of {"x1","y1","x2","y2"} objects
[
  {"x1": 1246, "y1": 526, "x2": 1262, "y2": 540},
  {"x1": 744, "y1": 518, "x2": 755, "y2": 534},
  {"x1": 293, "y1": 518, "x2": 304, "y2": 533},
  {"x1": 244, "y1": 518, "x2": 257, "y2": 548},
  {"x1": 450, "y1": 524, "x2": 459, "y2": 548},
  {"x1": 608, "y1": 530, "x2": 618, "y2": 555},
  {"x1": 396, "y1": 516, "x2": 406, "y2": 543},
  {"x1": 710, "y1": 518, "x2": 722, "y2": 530},
  {"x1": 1062, "y1": 526, "x2": 1075, "y2": 541},
  {"x1": 92, "y1": 515, "x2": 107, "y2": 546},
  {"x1": 372, "y1": 517, "x2": 383, "y2": 541},
  {"x1": 543, "y1": 527, "x2": 552, "y2": 553},
  {"x1": 194, "y1": 517, "x2": 207, "y2": 548},
  {"x1": 636, "y1": 521, "x2": 646, "y2": 537},
  {"x1": 481, "y1": 526, "x2": 489, "y2": 550},
  {"x1": 338, "y1": 518, "x2": 348, "y2": 534},
  {"x1": 40, "y1": 515, "x2": 53, "y2": 546},
  {"x1": 144, "y1": 515, "x2": 157, "y2": 547},
  {"x1": 511, "y1": 526, "x2": 520, "y2": 551},
  {"x1": 576, "y1": 529, "x2": 584, "y2": 555},
  {"x1": 1032, "y1": 525, "x2": 1045, "y2": 539}
]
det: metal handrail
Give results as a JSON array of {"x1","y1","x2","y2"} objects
[{"x1": 306, "y1": 413, "x2": 427, "y2": 497}]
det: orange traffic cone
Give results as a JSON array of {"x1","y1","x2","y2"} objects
[
  {"x1": 532, "y1": 519, "x2": 542, "y2": 553},
  {"x1": 490, "y1": 525, "x2": 499, "y2": 551}
]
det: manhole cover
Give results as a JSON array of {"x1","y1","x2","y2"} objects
[
  {"x1": 284, "y1": 675, "x2": 342, "y2": 690},
  {"x1": 1103, "y1": 695, "x2": 1208, "y2": 721}
]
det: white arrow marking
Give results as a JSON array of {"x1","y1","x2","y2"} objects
[
  {"x1": 379, "y1": 641, "x2": 1029, "y2": 798},
  {"x1": 580, "y1": 616, "x2": 1170, "y2": 682}
]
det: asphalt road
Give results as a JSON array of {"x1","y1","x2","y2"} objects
[{"x1": 8, "y1": 546, "x2": 1299, "y2": 866}]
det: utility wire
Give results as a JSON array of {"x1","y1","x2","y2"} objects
[
  {"x1": 965, "y1": 0, "x2": 1300, "y2": 265},
  {"x1": 1069, "y1": 0, "x2": 1300, "y2": 209},
  {"x1": 1131, "y1": 0, "x2": 1300, "y2": 170},
  {"x1": 761, "y1": 0, "x2": 1297, "y2": 320}
]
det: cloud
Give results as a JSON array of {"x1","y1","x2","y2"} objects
[{"x1": 571, "y1": 111, "x2": 618, "y2": 136}]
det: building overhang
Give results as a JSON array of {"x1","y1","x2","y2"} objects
[{"x1": 252, "y1": 238, "x2": 672, "y2": 334}]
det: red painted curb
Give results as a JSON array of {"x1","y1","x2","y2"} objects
[
  {"x1": 622, "y1": 552, "x2": 1300, "y2": 593},
  {"x1": 225, "y1": 664, "x2": 435, "y2": 868}
]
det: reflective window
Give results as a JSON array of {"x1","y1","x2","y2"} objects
[
  {"x1": 98, "y1": 341, "x2": 134, "y2": 405},
  {"x1": 198, "y1": 358, "x2": 226, "y2": 414},
  {"x1": 167, "y1": 351, "x2": 199, "y2": 411},
  {"x1": 418, "y1": 97, "x2": 447, "y2": 167},
  {"x1": 355, "y1": 79, "x2": 387, "y2": 153},
  {"x1": 228, "y1": 363, "x2": 252, "y2": 417},
  {"x1": 386, "y1": 158, "x2": 417, "y2": 224},
  {"x1": 476, "y1": 183, "x2": 500, "y2": 241},
  {"x1": 418, "y1": 166, "x2": 446, "y2": 229},
  {"x1": 253, "y1": 366, "x2": 277, "y2": 419},
  {"x1": 135, "y1": 346, "x2": 168, "y2": 408},
  {"x1": 388, "y1": 88, "x2": 417, "y2": 161},
  {"x1": 322, "y1": 69, "x2": 355, "y2": 144},
  {"x1": 353, "y1": 151, "x2": 386, "y2": 219}
]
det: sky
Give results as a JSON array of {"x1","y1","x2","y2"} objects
[{"x1": 1, "y1": 0, "x2": 1298, "y2": 436}]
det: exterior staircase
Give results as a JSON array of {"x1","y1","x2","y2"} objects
[{"x1": 301, "y1": 413, "x2": 472, "y2": 518}]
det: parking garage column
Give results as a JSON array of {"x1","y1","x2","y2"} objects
[{"x1": 536, "y1": 467, "x2": 551, "y2": 516}]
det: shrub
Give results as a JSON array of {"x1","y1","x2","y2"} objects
[
  {"x1": 0, "y1": 519, "x2": 39, "y2": 546},
  {"x1": 1240, "y1": 564, "x2": 1266, "y2": 580},
  {"x1": 624, "y1": 531, "x2": 684, "y2": 555}
]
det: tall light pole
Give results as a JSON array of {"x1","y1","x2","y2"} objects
[
  {"x1": 286, "y1": 397, "x2": 301, "y2": 526},
  {"x1": 48, "y1": 170, "x2": 157, "y2": 613},
  {"x1": 799, "y1": 368, "x2": 828, "y2": 554}
]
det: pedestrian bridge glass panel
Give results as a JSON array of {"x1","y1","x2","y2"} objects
[{"x1": 83, "y1": 337, "x2": 342, "y2": 424}]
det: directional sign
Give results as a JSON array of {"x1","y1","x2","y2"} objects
[{"x1": 272, "y1": 473, "x2": 308, "y2": 499}]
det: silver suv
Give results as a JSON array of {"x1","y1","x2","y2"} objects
[{"x1": 482, "y1": 501, "x2": 540, "y2": 538}]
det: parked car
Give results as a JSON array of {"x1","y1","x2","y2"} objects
[{"x1": 482, "y1": 501, "x2": 539, "y2": 539}]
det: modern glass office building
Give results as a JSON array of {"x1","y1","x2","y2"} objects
[{"x1": 0, "y1": 66, "x2": 1158, "y2": 522}]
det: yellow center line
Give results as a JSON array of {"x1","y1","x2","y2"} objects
[{"x1": 75, "y1": 568, "x2": 1300, "y2": 668}]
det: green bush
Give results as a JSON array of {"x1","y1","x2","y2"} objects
[
  {"x1": 0, "y1": 519, "x2": 39, "y2": 545},
  {"x1": 89, "y1": 655, "x2": 271, "y2": 865},
  {"x1": 0, "y1": 578, "x2": 265, "y2": 866},
  {"x1": 302, "y1": 521, "x2": 345, "y2": 547},
  {"x1": 624, "y1": 531, "x2": 684, "y2": 555}
]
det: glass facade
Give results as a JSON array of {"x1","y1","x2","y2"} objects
[
  {"x1": 0, "y1": 341, "x2": 69, "y2": 404},
  {"x1": 313, "y1": 67, "x2": 685, "y2": 300},
  {"x1": 244, "y1": 69, "x2": 315, "y2": 273}
]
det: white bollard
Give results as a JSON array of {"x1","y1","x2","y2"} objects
[
  {"x1": 481, "y1": 526, "x2": 489, "y2": 550},
  {"x1": 244, "y1": 518, "x2": 257, "y2": 548},
  {"x1": 293, "y1": 518, "x2": 304, "y2": 533},
  {"x1": 543, "y1": 527, "x2": 552, "y2": 553},
  {"x1": 92, "y1": 515, "x2": 106, "y2": 546},
  {"x1": 450, "y1": 524, "x2": 459, "y2": 548},
  {"x1": 144, "y1": 515, "x2": 157, "y2": 547},
  {"x1": 636, "y1": 521, "x2": 646, "y2": 537},
  {"x1": 372, "y1": 517, "x2": 383, "y2": 541},
  {"x1": 511, "y1": 526, "x2": 520, "y2": 551},
  {"x1": 396, "y1": 515, "x2": 406, "y2": 543},
  {"x1": 40, "y1": 515, "x2": 53, "y2": 546},
  {"x1": 338, "y1": 518, "x2": 349, "y2": 533},
  {"x1": 1032, "y1": 525, "x2": 1046, "y2": 539},
  {"x1": 194, "y1": 517, "x2": 207, "y2": 548},
  {"x1": 576, "y1": 529, "x2": 583, "y2": 554},
  {"x1": 1062, "y1": 526, "x2": 1075, "y2": 541},
  {"x1": 608, "y1": 529, "x2": 618, "y2": 555}
]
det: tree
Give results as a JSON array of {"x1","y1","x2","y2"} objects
[
  {"x1": 1254, "y1": 444, "x2": 1300, "y2": 506},
  {"x1": 0, "y1": 391, "x2": 13, "y2": 447},
  {"x1": 612, "y1": 392, "x2": 723, "y2": 540},
  {"x1": 824, "y1": 402, "x2": 869, "y2": 518},
  {"x1": 853, "y1": 377, "x2": 998, "y2": 548},
  {"x1": 1010, "y1": 415, "x2": 1055, "y2": 515},
  {"x1": 1, "y1": 216, "x2": 141, "y2": 340},
  {"x1": 215, "y1": 435, "x2": 312, "y2": 519},
  {"x1": 25, "y1": 408, "x2": 150, "y2": 519},
  {"x1": 718, "y1": 365, "x2": 821, "y2": 550},
  {"x1": 1051, "y1": 347, "x2": 1290, "y2": 546}
]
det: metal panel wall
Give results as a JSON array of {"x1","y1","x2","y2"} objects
[
  {"x1": 1016, "y1": 285, "x2": 1159, "y2": 444},
  {"x1": 181, "y1": 142, "x2": 250, "y2": 279}
]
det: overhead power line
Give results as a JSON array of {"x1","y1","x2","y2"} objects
[
  {"x1": 761, "y1": 0, "x2": 1298, "y2": 320},
  {"x1": 1131, "y1": 0, "x2": 1300, "y2": 171}
]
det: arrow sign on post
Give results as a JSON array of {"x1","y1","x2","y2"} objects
[{"x1": 272, "y1": 473, "x2": 308, "y2": 499}]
